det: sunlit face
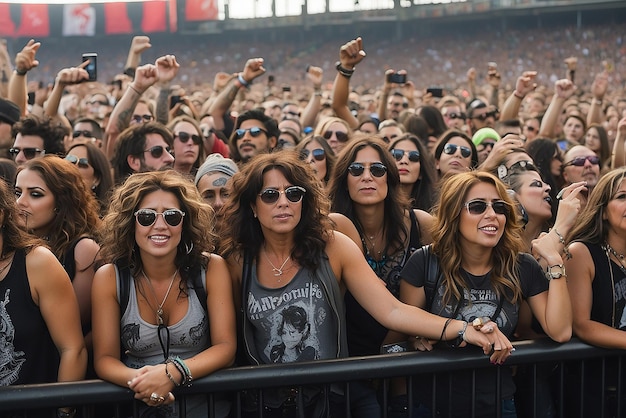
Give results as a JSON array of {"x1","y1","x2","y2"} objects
[
  {"x1": 172, "y1": 121, "x2": 201, "y2": 170},
  {"x1": 514, "y1": 171, "x2": 552, "y2": 222},
  {"x1": 391, "y1": 139, "x2": 420, "y2": 185},
  {"x1": 15, "y1": 168, "x2": 56, "y2": 236},
  {"x1": 563, "y1": 117, "x2": 584, "y2": 143},
  {"x1": 196, "y1": 172, "x2": 231, "y2": 216},
  {"x1": 12, "y1": 134, "x2": 45, "y2": 166},
  {"x1": 459, "y1": 182, "x2": 507, "y2": 251},
  {"x1": 134, "y1": 190, "x2": 183, "y2": 260},
  {"x1": 441, "y1": 105, "x2": 464, "y2": 129},
  {"x1": 252, "y1": 169, "x2": 303, "y2": 236},
  {"x1": 584, "y1": 127, "x2": 601, "y2": 153},
  {"x1": 237, "y1": 119, "x2": 275, "y2": 162},
  {"x1": 323, "y1": 122, "x2": 349, "y2": 154},
  {"x1": 67, "y1": 145, "x2": 98, "y2": 191},
  {"x1": 347, "y1": 146, "x2": 388, "y2": 206},
  {"x1": 436, "y1": 136, "x2": 472, "y2": 176},
  {"x1": 134, "y1": 133, "x2": 174, "y2": 173},
  {"x1": 562, "y1": 147, "x2": 600, "y2": 189},
  {"x1": 378, "y1": 126, "x2": 403, "y2": 144},
  {"x1": 605, "y1": 180, "x2": 626, "y2": 235},
  {"x1": 130, "y1": 102, "x2": 154, "y2": 125},
  {"x1": 303, "y1": 141, "x2": 327, "y2": 182}
]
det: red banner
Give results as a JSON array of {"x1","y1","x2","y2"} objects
[
  {"x1": 104, "y1": 2, "x2": 132, "y2": 35},
  {"x1": 16, "y1": 4, "x2": 50, "y2": 38},
  {"x1": 185, "y1": 0, "x2": 218, "y2": 21},
  {"x1": 142, "y1": 1, "x2": 167, "y2": 33},
  {"x1": 0, "y1": 4, "x2": 16, "y2": 36}
]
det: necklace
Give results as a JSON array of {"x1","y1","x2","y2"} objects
[
  {"x1": 604, "y1": 242, "x2": 626, "y2": 275},
  {"x1": 141, "y1": 269, "x2": 178, "y2": 325},
  {"x1": 363, "y1": 227, "x2": 384, "y2": 256},
  {"x1": 263, "y1": 249, "x2": 290, "y2": 278}
]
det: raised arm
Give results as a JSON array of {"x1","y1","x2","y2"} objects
[
  {"x1": 153, "y1": 55, "x2": 180, "y2": 124},
  {"x1": 44, "y1": 62, "x2": 90, "y2": 119},
  {"x1": 8, "y1": 39, "x2": 40, "y2": 115},
  {"x1": 300, "y1": 65, "x2": 323, "y2": 130},
  {"x1": 331, "y1": 37, "x2": 365, "y2": 130},
  {"x1": 0, "y1": 39, "x2": 11, "y2": 98},
  {"x1": 611, "y1": 116, "x2": 626, "y2": 169},
  {"x1": 499, "y1": 71, "x2": 537, "y2": 121},
  {"x1": 538, "y1": 79, "x2": 576, "y2": 139},
  {"x1": 587, "y1": 70, "x2": 609, "y2": 127},
  {"x1": 123, "y1": 35, "x2": 151, "y2": 78}
]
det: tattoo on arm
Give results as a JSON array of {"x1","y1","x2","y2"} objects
[{"x1": 155, "y1": 89, "x2": 169, "y2": 125}]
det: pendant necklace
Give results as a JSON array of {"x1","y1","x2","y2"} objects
[
  {"x1": 363, "y1": 227, "x2": 383, "y2": 257},
  {"x1": 142, "y1": 269, "x2": 178, "y2": 325},
  {"x1": 604, "y1": 242, "x2": 626, "y2": 276},
  {"x1": 264, "y1": 248, "x2": 290, "y2": 279}
]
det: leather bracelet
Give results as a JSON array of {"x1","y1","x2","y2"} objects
[
  {"x1": 513, "y1": 91, "x2": 524, "y2": 100},
  {"x1": 335, "y1": 61, "x2": 354, "y2": 78},
  {"x1": 439, "y1": 317, "x2": 453, "y2": 342},
  {"x1": 237, "y1": 73, "x2": 250, "y2": 87},
  {"x1": 128, "y1": 85, "x2": 141, "y2": 96},
  {"x1": 15, "y1": 68, "x2": 27, "y2": 76}
]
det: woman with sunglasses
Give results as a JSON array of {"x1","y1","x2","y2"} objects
[
  {"x1": 313, "y1": 116, "x2": 351, "y2": 155},
  {"x1": 66, "y1": 141, "x2": 114, "y2": 216},
  {"x1": 220, "y1": 151, "x2": 510, "y2": 417},
  {"x1": 295, "y1": 135, "x2": 336, "y2": 188},
  {"x1": 399, "y1": 171, "x2": 572, "y2": 418},
  {"x1": 92, "y1": 170, "x2": 235, "y2": 418},
  {"x1": 388, "y1": 133, "x2": 438, "y2": 212},
  {"x1": 433, "y1": 129, "x2": 478, "y2": 179},
  {"x1": 167, "y1": 115, "x2": 206, "y2": 178},
  {"x1": 15, "y1": 155, "x2": 102, "y2": 373}
]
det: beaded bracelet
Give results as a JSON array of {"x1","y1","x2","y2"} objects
[
  {"x1": 335, "y1": 61, "x2": 354, "y2": 78},
  {"x1": 170, "y1": 356, "x2": 193, "y2": 387},
  {"x1": 552, "y1": 228, "x2": 572, "y2": 260},
  {"x1": 164, "y1": 361, "x2": 181, "y2": 387}
]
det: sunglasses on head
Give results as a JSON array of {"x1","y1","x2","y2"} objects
[
  {"x1": 347, "y1": 162, "x2": 387, "y2": 178},
  {"x1": 9, "y1": 147, "x2": 44, "y2": 160},
  {"x1": 391, "y1": 149, "x2": 420, "y2": 162},
  {"x1": 300, "y1": 148, "x2": 326, "y2": 161},
  {"x1": 175, "y1": 131, "x2": 202, "y2": 145},
  {"x1": 323, "y1": 130, "x2": 349, "y2": 143},
  {"x1": 143, "y1": 145, "x2": 172, "y2": 159},
  {"x1": 258, "y1": 186, "x2": 306, "y2": 204},
  {"x1": 134, "y1": 208, "x2": 185, "y2": 227},
  {"x1": 464, "y1": 199, "x2": 509, "y2": 216},
  {"x1": 564, "y1": 155, "x2": 600, "y2": 167},
  {"x1": 131, "y1": 114, "x2": 153, "y2": 123},
  {"x1": 65, "y1": 154, "x2": 90, "y2": 168},
  {"x1": 72, "y1": 130, "x2": 94, "y2": 138},
  {"x1": 235, "y1": 127, "x2": 268, "y2": 139},
  {"x1": 443, "y1": 143, "x2": 472, "y2": 158}
]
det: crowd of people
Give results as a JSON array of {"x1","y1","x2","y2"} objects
[{"x1": 0, "y1": 16, "x2": 625, "y2": 418}]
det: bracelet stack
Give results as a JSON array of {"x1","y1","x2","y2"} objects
[
  {"x1": 552, "y1": 228, "x2": 572, "y2": 260},
  {"x1": 335, "y1": 61, "x2": 354, "y2": 78},
  {"x1": 164, "y1": 361, "x2": 180, "y2": 387},
  {"x1": 167, "y1": 356, "x2": 193, "y2": 387}
]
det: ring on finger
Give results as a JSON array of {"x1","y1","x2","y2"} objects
[{"x1": 150, "y1": 392, "x2": 160, "y2": 402}]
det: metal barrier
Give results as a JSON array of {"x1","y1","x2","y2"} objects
[{"x1": 0, "y1": 338, "x2": 623, "y2": 417}]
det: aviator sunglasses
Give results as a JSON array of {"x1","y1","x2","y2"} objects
[
  {"x1": 391, "y1": 149, "x2": 420, "y2": 163},
  {"x1": 347, "y1": 162, "x2": 387, "y2": 178},
  {"x1": 235, "y1": 127, "x2": 268, "y2": 139},
  {"x1": 323, "y1": 130, "x2": 349, "y2": 143},
  {"x1": 9, "y1": 147, "x2": 45, "y2": 160},
  {"x1": 134, "y1": 208, "x2": 185, "y2": 227},
  {"x1": 258, "y1": 186, "x2": 306, "y2": 204},
  {"x1": 464, "y1": 200, "x2": 509, "y2": 216},
  {"x1": 300, "y1": 148, "x2": 326, "y2": 161},
  {"x1": 72, "y1": 130, "x2": 94, "y2": 138},
  {"x1": 443, "y1": 143, "x2": 472, "y2": 158},
  {"x1": 175, "y1": 131, "x2": 203, "y2": 145},
  {"x1": 143, "y1": 146, "x2": 172, "y2": 158},
  {"x1": 563, "y1": 155, "x2": 600, "y2": 167},
  {"x1": 65, "y1": 154, "x2": 90, "y2": 168}
]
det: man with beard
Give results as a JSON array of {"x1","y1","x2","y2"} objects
[
  {"x1": 228, "y1": 109, "x2": 279, "y2": 166},
  {"x1": 560, "y1": 145, "x2": 600, "y2": 208}
]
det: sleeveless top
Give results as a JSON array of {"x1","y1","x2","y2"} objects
[
  {"x1": 0, "y1": 249, "x2": 59, "y2": 385},
  {"x1": 119, "y1": 273, "x2": 209, "y2": 368},
  {"x1": 586, "y1": 242, "x2": 626, "y2": 329},
  {"x1": 345, "y1": 210, "x2": 422, "y2": 356}
]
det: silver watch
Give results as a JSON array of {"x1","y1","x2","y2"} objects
[{"x1": 546, "y1": 264, "x2": 566, "y2": 280}]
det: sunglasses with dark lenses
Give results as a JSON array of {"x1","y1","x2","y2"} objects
[
  {"x1": 443, "y1": 143, "x2": 472, "y2": 158},
  {"x1": 464, "y1": 200, "x2": 509, "y2": 216},
  {"x1": 134, "y1": 208, "x2": 185, "y2": 227},
  {"x1": 144, "y1": 146, "x2": 172, "y2": 158},
  {"x1": 300, "y1": 148, "x2": 326, "y2": 161},
  {"x1": 347, "y1": 162, "x2": 388, "y2": 178},
  {"x1": 322, "y1": 130, "x2": 349, "y2": 143},
  {"x1": 65, "y1": 154, "x2": 90, "y2": 168},
  {"x1": 175, "y1": 131, "x2": 202, "y2": 144},
  {"x1": 131, "y1": 114, "x2": 153, "y2": 123},
  {"x1": 8, "y1": 147, "x2": 44, "y2": 160},
  {"x1": 525, "y1": 125, "x2": 537, "y2": 132},
  {"x1": 235, "y1": 127, "x2": 268, "y2": 139},
  {"x1": 472, "y1": 111, "x2": 497, "y2": 121},
  {"x1": 564, "y1": 155, "x2": 601, "y2": 167},
  {"x1": 258, "y1": 186, "x2": 306, "y2": 204},
  {"x1": 391, "y1": 149, "x2": 420, "y2": 163},
  {"x1": 445, "y1": 112, "x2": 465, "y2": 120},
  {"x1": 72, "y1": 130, "x2": 94, "y2": 138}
]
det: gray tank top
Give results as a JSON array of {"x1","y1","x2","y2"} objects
[{"x1": 120, "y1": 275, "x2": 209, "y2": 368}]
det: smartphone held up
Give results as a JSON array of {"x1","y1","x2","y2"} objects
[{"x1": 82, "y1": 53, "x2": 97, "y2": 82}]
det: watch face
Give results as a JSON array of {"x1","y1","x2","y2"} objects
[{"x1": 547, "y1": 265, "x2": 565, "y2": 279}]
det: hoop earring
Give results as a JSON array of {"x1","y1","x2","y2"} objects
[{"x1": 184, "y1": 241, "x2": 194, "y2": 255}]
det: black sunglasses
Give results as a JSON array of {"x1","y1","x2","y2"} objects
[
  {"x1": 72, "y1": 130, "x2": 94, "y2": 138},
  {"x1": 9, "y1": 147, "x2": 44, "y2": 160},
  {"x1": 88, "y1": 100, "x2": 109, "y2": 106},
  {"x1": 473, "y1": 111, "x2": 498, "y2": 121},
  {"x1": 300, "y1": 148, "x2": 326, "y2": 161},
  {"x1": 65, "y1": 154, "x2": 90, "y2": 168},
  {"x1": 143, "y1": 146, "x2": 172, "y2": 158},
  {"x1": 347, "y1": 162, "x2": 387, "y2": 178},
  {"x1": 258, "y1": 186, "x2": 306, "y2": 204},
  {"x1": 391, "y1": 149, "x2": 420, "y2": 163},
  {"x1": 235, "y1": 127, "x2": 268, "y2": 139},
  {"x1": 323, "y1": 130, "x2": 349, "y2": 143},
  {"x1": 131, "y1": 114, "x2": 153, "y2": 123},
  {"x1": 175, "y1": 131, "x2": 202, "y2": 145},
  {"x1": 563, "y1": 155, "x2": 600, "y2": 167},
  {"x1": 464, "y1": 200, "x2": 509, "y2": 216},
  {"x1": 134, "y1": 208, "x2": 185, "y2": 227},
  {"x1": 445, "y1": 112, "x2": 465, "y2": 120},
  {"x1": 443, "y1": 143, "x2": 472, "y2": 158}
]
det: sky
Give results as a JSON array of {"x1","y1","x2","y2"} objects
[{"x1": 6, "y1": 0, "x2": 460, "y2": 19}]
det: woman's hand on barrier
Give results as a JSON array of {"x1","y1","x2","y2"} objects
[
  {"x1": 410, "y1": 336, "x2": 435, "y2": 352},
  {"x1": 128, "y1": 364, "x2": 177, "y2": 406},
  {"x1": 463, "y1": 322, "x2": 513, "y2": 364}
]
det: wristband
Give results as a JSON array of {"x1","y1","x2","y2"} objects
[
  {"x1": 335, "y1": 61, "x2": 354, "y2": 78},
  {"x1": 237, "y1": 73, "x2": 250, "y2": 87},
  {"x1": 15, "y1": 68, "x2": 27, "y2": 76},
  {"x1": 513, "y1": 91, "x2": 524, "y2": 100},
  {"x1": 128, "y1": 85, "x2": 141, "y2": 96},
  {"x1": 593, "y1": 98, "x2": 603, "y2": 105}
]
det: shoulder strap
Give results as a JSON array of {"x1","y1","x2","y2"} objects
[
  {"x1": 116, "y1": 264, "x2": 132, "y2": 315},
  {"x1": 191, "y1": 267, "x2": 207, "y2": 311},
  {"x1": 423, "y1": 245, "x2": 441, "y2": 312},
  {"x1": 408, "y1": 210, "x2": 422, "y2": 252}
]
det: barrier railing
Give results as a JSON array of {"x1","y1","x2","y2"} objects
[{"x1": 0, "y1": 338, "x2": 623, "y2": 417}]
